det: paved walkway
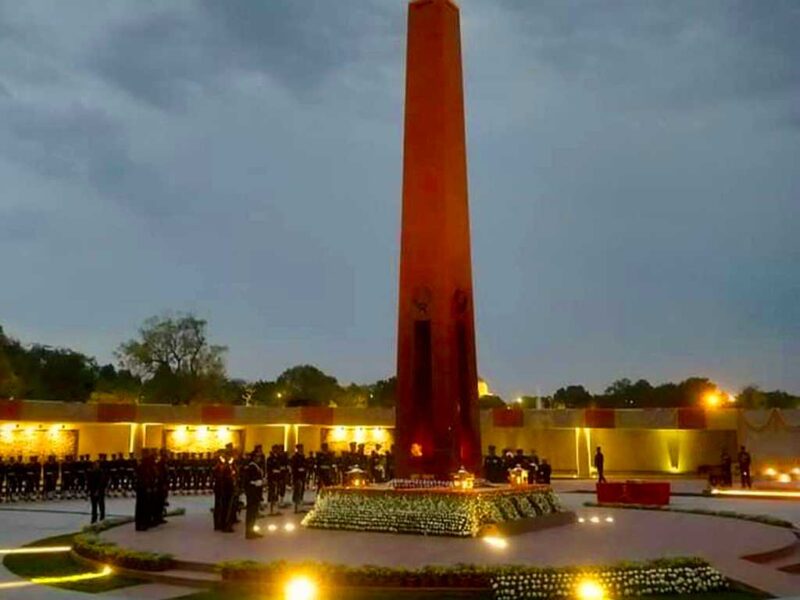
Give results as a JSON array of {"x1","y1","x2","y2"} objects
[{"x1": 1, "y1": 480, "x2": 799, "y2": 597}]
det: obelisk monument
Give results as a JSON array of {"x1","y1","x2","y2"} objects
[{"x1": 396, "y1": 0, "x2": 482, "y2": 479}]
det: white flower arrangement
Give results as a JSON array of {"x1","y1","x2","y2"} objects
[
  {"x1": 302, "y1": 486, "x2": 563, "y2": 536},
  {"x1": 491, "y1": 564, "x2": 727, "y2": 599}
]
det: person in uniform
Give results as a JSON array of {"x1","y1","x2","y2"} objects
[
  {"x1": 737, "y1": 446, "x2": 752, "y2": 489},
  {"x1": 242, "y1": 450, "x2": 264, "y2": 539},
  {"x1": 721, "y1": 449, "x2": 733, "y2": 487},
  {"x1": 593, "y1": 446, "x2": 607, "y2": 483},
  {"x1": 315, "y1": 443, "x2": 332, "y2": 490},
  {"x1": 212, "y1": 450, "x2": 227, "y2": 531},
  {"x1": 290, "y1": 444, "x2": 307, "y2": 513},
  {"x1": 43, "y1": 455, "x2": 59, "y2": 500},
  {"x1": 153, "y1": 449, "x2": 170, "y2": 526},
  {"x1": 87, "y1": 459, "x2": 108, "y2": 523},
  {"x1": 483, "y1": 446, "x2": 502, "y2": 483},
  {"x1": 0, "y1": 456, "x2": 5, "y2": 502},
  {"x1": 265, "y1": 445, "x2": 282, "y2": 515},
  {"x1": 135, "y1": 451, "x2": 156, "y2": 531},
  {"x1": 539, "y1": 459, "x2": 552, "y2": 484}
]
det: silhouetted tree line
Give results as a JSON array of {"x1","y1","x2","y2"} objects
[{"x1": 1, "y1": 317, "x2": 797, "y2": 409}]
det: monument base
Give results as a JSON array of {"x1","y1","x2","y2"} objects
[{"x1": 301, "y1": 484, "x2": 569, "y2": 537}]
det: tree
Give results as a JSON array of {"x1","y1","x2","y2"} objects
[
  {"x1": 275, "y1": 365, "x2": 341, "y2": 407},
  {"x1": 553, "y1": 385, "x2": 593, "y2": 408},
  {"x1": 478, "y1": 394, "x2": 506, "y2": 409},
  {"x1": 250, "y1": 380, "x2": 283, "y2": 406},
  {"x1": 116, "y1": 313, "x2": 227, "y2": 405},
  {"x1": 367, "y1": 377, "x2": 397, "y2": 407}
]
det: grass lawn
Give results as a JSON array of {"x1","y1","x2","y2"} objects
[
  {"x1": 172, "y1": 589, "x2": 766, "y2": 600},
  {"x1": 2, "y1": 532, "x2": 143, "y2": 593}
]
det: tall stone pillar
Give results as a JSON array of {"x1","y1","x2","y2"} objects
[{"x1": 396, "y1": 0, "x2": 481, "y2": 480}]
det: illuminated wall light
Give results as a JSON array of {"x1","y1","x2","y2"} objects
[
  {"x1": 792, "y1": 467, "x2": 800, "y2": 476},
  {"x1": 764, "y1": 467, "x2": 777, "y2": 477},
  {"x1": 589, "y1": 516, "x2": 600, "y2": 524},
  {"x1": 284, "y1": 523, "x2": 296, "y2": 532},
  {"x1": 605, "y1": 516, "x2": 614, "y2": 523},
  {"x1": 284, "y1": 575, "x2": 317, "y2": 600},
  {"x1": 777, "y1": 473, "x2": 791, "y2": 484},
  {"x1": 371, "y1": 427, "x2": 386, "y2": 442},
  {"x1": 578, "y1": 517, "x2": 586, "y2": 523},
  {"x1": 196, "y1": 426, "x2": 208, "y2": 441},
  {"x1": 267, "y1": 524, "x2": 278, "y2": 533},
  {"x1": 331, "y1": 427, "x2": 347, "y2": 442},
  {"x1": 354, "y1": 427, "x2": 366, "y2": 444}
]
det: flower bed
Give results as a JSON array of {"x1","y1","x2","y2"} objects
[
  {"x1": 302, "y1": 485, "x2": 564, "y2": 537},
  {"x1": 218, "y1": 556, "x2": 728, "y2": 599},
  {"x1": 73, "y1": 534, "x2": 175, "y2": 571},
  {"x1": 492, "y1": 558, "x2": 727, "y2": 599}
]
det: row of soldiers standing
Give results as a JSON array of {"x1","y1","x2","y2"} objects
[
  {"x1": 483, "y1": 446, "x2": 553, "y2": 484},
  {"x1": 0, "y1": 454, "x2": 139, "y2": 501}
]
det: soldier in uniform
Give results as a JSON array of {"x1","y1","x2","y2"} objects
[
  {"x1": 0, "y1": 456, "x2": 5, "y2": 502},
  {"x1": 76, "y1": 455, "x2": 90, "y2": 498},
  {"x1": 277, "y1": 445, "x2": 289, "y2": 507},
  {"x1": 87, "y1": 459, "x2": 108, "y2": 523},
  {"x1": 153, "y1": 449, "x2": 170, "y2": 525},
  {"x1": 135, "y1": 451, "x2": 156, "y2": 531},
  {"x1": 60, "y1": 455, "x2": 74, "y2": 499},
  {"x1": 737, "y1": 445, "x2": 752, "y2": 489},
  {"x1": 25, "y1": 456, "x2": 41, "y2": 501},
  {"x1": 43, "y1": 455, "x2": 59, "y2": 500},
  {"x1": 124, "y1": 453, "x2": 137, "y2": 496},
  {"x1": 593, "y1": 446, "x2": 607, "y2": 484},
  {"x1": 483, "y1": 446, "x2": 503, "y2": 483},
  {"x1": 266, "y1": 445, "x2": 282, "y2": 515},
  {"x1": 539, "y1": 459, "x2": 552, "y2": 484},
  {"x1": 290, "y1": 444, "x2": 307, "y2": 513},
  {"x1": 242, "y1": 450, "x2": 264, "y2": 539},
  {"x1": 315, "y1": 443, "x2": 332, "y2": 489},
  {"x1": 721, "y1": 449, "x2": 733, "y2": 487},
  {"x1": 6, "y1": 457, "x2": 18, "y2": 500},
  {"x1": 212, "y1": 450, "x2": 227, "y2": 531},
  {"x1": 385, "y1": 445, "x2": 396, "y2": 482}
]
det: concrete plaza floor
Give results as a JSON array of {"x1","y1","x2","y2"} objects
[{"x1": 0, "y1": 479, "x2": 799, "y2": 598}]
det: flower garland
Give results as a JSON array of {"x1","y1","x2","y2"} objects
[
  {"x1": 492, "y1": 564, "x2": 727, "y2": 599},
  {"x1": 303, "y1": 486, "x2": 564, "y2": 536}
]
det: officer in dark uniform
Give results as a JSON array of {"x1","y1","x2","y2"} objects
[
  {"x1": 243, "y1": 450, "x2": 264, "y2": 539},
  {"x1": 721, "y1": 450, "x2": 733, "y2": 487},
  {"x1": 124, "y1": 453, "x2": 137, "y2": 496},
  {"x1": 0, "y1": 456, "x2": 5, "y2": 501},
  {"x1": 26, "y1": 456, "x2": 41, "y2": 500},
  {"x1": 315, "y1": 444, "x2": 332, "y2": 489},
  {"x1": 60, "y1": 455, "x2": 74, "y2": 499},
  {"x1": 212, "y1": 450, "x2": 227, "y2": 530},
  {"x1": 87, "y1": 459, "x2": 108, "y2": 523},
  {"x1": 43, "y1": 455, "x2": 59, "y2": 500},
  {"x1": 6, "y1": 457, "x2": 17, "y2": 500},
  {"x1": 385, "y1": 445, "x2": 396, "y2": 482},
  {"x1": 277, "y1": 445, "x2": 289, "y2": 507},
  {"x1": 539, "y1": 459, "x2": 552, "y2": 484},
  {"x1": 153, "y1": 449, "x2": 170, "y2": 525},
  {"x1": 135, "y1": 451, "x2": 156, "y2": 531},
  {"x1": 266, "y1": 445, "x2": 282, "y2": 515},
  {"x1": 738, "y1": 446, "x2": 752, "y2": 489},
  {"x1": 290, "y1": 444, "x2": 307, "y2": 513},
  {"x1": 594, "y1": 446, "x2": 607, "y2": 483},
  {"x1": 76, "y1": 455, "x2": 90, "y2": 498},
  {"x1": 483, "y1": 446, "x2": 503, "y2": 483}
]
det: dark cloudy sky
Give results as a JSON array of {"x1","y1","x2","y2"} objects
[{"x1": 1, "y1": 0, "x2": 798, "y2": 397}]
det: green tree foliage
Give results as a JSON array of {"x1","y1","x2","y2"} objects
[
  {"x1": 116, "y1": 313, "x2": 227, "y2": 405},
  {"x1": 478, "y1": 394, "x2": 506, "y2": 409},
  {"x1": 553, "y1": 384, "x2": 593, "y2": 408},
  {"x1": 367, "y1": 377, "x2": 397, "y2": 407},
  {"x1": 275, "y1": 364, "x2": 340, "y2": 406}
]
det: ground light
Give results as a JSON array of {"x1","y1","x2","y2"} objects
[
  {"x1": 0, "y1": 546, "x2": 71, "y2": 555},
  {"x1": 711, "y1": 488, "x2": 800, "y2": 499},
  {"x1": 0, "y1": 565, "x2": 112, "y2": 590},
  {"x1": 576, "y1": 579, "x2": 605, "y2": 600},
  {"x1": 284, "y1": 575, "x2": 317, "y2": 600},
  {"x1": 482, "y1": 536, "x2": 508, "y2": 550},
  {"x1": 284, "y1": 523, "x2": 296, "y2": 532}
]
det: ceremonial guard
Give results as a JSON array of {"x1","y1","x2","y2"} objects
[
  {"x1": 315, "y1": 443, "x2": 333, "y2": 489},
  {"x1": 154, "y1": 449, "x2": 170, "y2": 525},
  {"x1": 593, "y1": 446, "x2": 607, "y2": 484},
  {"x1": 243, "y1": 450, "x2": 264, "y2": 539},
  {"x1": 43, "y1": 455, "x2": 59, "y2": 500},
  {"x1": 213, "y1": 447, "x2": 237, "y2": 532},
  {"x1": 483, "y1": 446, "x2": 503, "y2": 483},
  {"x1": 135, "y1": 451, "x2": 157, "y2": 531},
  {"x1": 737, "y1": 445, "x2": 752, "y2": 489},
  {"x1": 87, "y1": 459, "x2": 108, "y2": 523},
  {"x1": 290, "y1": 444, "x2": 307, "y2": 513},
  {"x1": 266, "y1": 446, "x2": 282, "y2": 515}
]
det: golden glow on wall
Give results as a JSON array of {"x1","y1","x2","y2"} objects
[
  {"x1": 322, "y1": 426, "x2": 393, "y2": 454},
  {"x1": 0, "y1": 423, "x2": 77, "y2": 458},
  {"x1": 165, "y1": 426, "x2": 241, "y2": 453}
]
